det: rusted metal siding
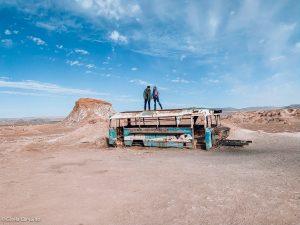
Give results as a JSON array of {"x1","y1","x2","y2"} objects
[
  {"x1": 123, "y1": 127, "x2": 194, "y2": 149},
  {"x1": 110, "y1": 108, "x2": 215, "y2": 120}
]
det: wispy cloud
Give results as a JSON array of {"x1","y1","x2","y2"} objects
[
  {"x1": 0, "y1": 79, "x2": 108, "y2": 96},
  {"x1": 270, "y1": 55, "x2": 286, "y2": 62},
  {"x1": 56, "y1": 44, "x2": 63, "y2": 49},
  {"x1": 27, "y1": 36, "x2": 47, "y2": 46},
  {"x1": 3, "y1": 29, "x2": 18, "y2": 35},
  {"x1": 86, "y1": 64, "x2": 95, "y2": 69},
  {"x1": 73, "y1": 0, "x2": 141, "y2": 20},
  {"x1": 131, "y1": 67, "x2": 138, "y2": 71},
  {"x1": 36, "y1": 21, "x2": 57, "y2": 31},
  {"x1": 129, "y1": 79, "x2": 151, "y2": 86},
  {"x1": 109, "y1": 30, "x2": 128, "y2": 44},
  {"x1": 74, "y1": 48, "x2": 89, "y2": 55},
  {"x1": 0, "y1": 90, "x2": 52, "y2": 97},
  {"x1": 207, "y1": 79, "x2": 219, "y2": 84},
  {"x1": 66, "y1": 60, "x2": 82, "y2": 66},
  {"x1": 1, "y1": 39, "x2": 13, "y2": 48},
  {"x1": 171, "y1": 78, "x2": 192, "y2": 84},
  {"x1": 180, "y1": 54, "x2": 186, "y2": 61},
  {"x1": 35, "y1": 18, "x2": 82, "y2": 34}
]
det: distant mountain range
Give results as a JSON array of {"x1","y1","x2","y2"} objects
[
  {"x1": 1, "y1": 104, "x2": 299, "y2": 123},
  {"x1": 0, "y1": 117, "x2": 64, "y2": 126},
  {"x1": 222, "y1": 104, "x2": 300, "y2": 112}
]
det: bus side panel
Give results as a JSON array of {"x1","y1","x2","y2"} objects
[
  {"x1": 124, "y1": 127, "x2": 193, "y2": 149},
  {"x1": 143, "y1": 140, "x2": 185, "y2": 148},
  {"x1": 167, "y1": 127, "x2": 193, "y2": 136}
]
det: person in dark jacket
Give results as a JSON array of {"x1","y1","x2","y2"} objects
[
  {"x1": 152, "y1": 86, "x2": 163, "y2": 110},
  {"x1": 143, "y1": 86, "x2": 151, "y2": 110}
]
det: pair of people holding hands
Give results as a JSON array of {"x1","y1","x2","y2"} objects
[{"x1": 143, "y1": 86, "x2": 163, "y2": 111}]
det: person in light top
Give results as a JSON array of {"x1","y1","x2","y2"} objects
[{"x1": 152, "y1": 86, "x2": 163, "y2": 110}]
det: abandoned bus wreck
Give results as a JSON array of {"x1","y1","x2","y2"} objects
[{"x1": 108, "y1": 108, "x2": 232, "y2": 150}]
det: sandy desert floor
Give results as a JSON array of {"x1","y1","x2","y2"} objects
[{"x1": 1, "y1": 122, "x2": 300, "y2": 225}]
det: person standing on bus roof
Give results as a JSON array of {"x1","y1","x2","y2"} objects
[
  {"x1": 152, "y1": 86, "x2": 163, "y2": 110},
  {"x1": 143, "y1": 86, "x2": 151, "y2": 110}
]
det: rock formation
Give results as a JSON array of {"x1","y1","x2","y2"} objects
[{"x1": 63, "y1": 98, "x2": 115, "y2": 125}]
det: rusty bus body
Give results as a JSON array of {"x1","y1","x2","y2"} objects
[{"x1": 108, "y1": 108, "x2": 230, "y2": 150}]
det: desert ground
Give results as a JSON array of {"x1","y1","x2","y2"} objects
[{"x1": 1, "y1": 99, "x2": 300, "y2": 225}]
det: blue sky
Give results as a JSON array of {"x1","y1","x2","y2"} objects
[{"x1": 0, "y1": 0, "x2": 299, "y2": 118}]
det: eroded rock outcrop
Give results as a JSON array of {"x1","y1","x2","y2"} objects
[{"x1": 63, "y1": 98, "x2": 115, "y2": 125}]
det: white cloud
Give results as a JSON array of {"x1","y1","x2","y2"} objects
[
  {"x1": 1, "y1": 39, "x2": 13, "y2": 47},
  {"x1": 131, "y1": 4, "x2": 141, "y2": 13},
  {"x1": 76, "y1": 0, "x2": 123, "y2": 19},
  {"x1": 74, "y1": 0, "x2": 140, "y2": 20},
  {"x1": 208, "y1": 13, "x2": 219, "y2": 38},
  {"x1": 131, "y1": 67, "x2": 138, "y2": 71},
  {"x1": 56, "y1": 44, "x2": 63, "y2": 49},
  {"x1": 4, "y1": 29, "x2": 11, "y2": 35},
  {"x1": 27, "y1": 36, "x2": 47, "y2": 46},
  {"x1": 36, "y1": 21, "x2": 57, "y2": 31},
  {"x1": 180, "y1": 54, "x2": 186, "y2": 61},
  {"x1": 86, "y1": 64, "x2": 95, "y2": 69},
  {"x1": 74, "y1": 48, "x2": 89, "y2": 55},
  {"x1": 66, "y1": 60, "x2": 82, "y2": 66},
  {"x1": 129, "y1": 79, "x2": 151, "y2": 86},
  {"x1": 155, "y1": 86, "x2": 169, "y2": 90},
  {"x1": 97, "y1": 72, "x2": 117, "y2": 78},
  {"x1": 270, "y1": 55, "x2": 285, "y2": 62},
  {"x1": 0, "y1": 90, "x2": 52, "y2": 97},
  {"x1": 13, "y1": 30, "x2": 19, "y2": 34},
  {"x1": 0, "y1": 79, "x2": 108, "y2": 96},
  {"x1": 207, "y1": 79, "x2": 219, "y2": 84},
  {"x1": 3, "y1": 0, "x2": 141, "y2": 22},
  {"x1": 109, "y1": 30, "x2": 128, "y2": 44},
  {"x1": 171, "y1": 78, "x2": 191, "y2": 84},
  {"x1": 35, "y1": 17, "x2": 82, "y2": 33}
]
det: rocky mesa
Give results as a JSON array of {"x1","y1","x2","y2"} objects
[{"x1": 63, "y1": 98, "x2": 115, "y2": 125}]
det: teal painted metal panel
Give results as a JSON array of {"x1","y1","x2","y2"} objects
[
  {"x1": 143, "y1": 141, "x2": 185, "y2": 148},
  {"x1": 205, "y1": 128, "x2": 213, "y2": 150},
  {"x1": 109, "y1": 128, "x2": 117, "y2": 145},
  {"x1": 124, "y1": 140, "x2": 133, "y2": 146},
  {"x1": 123, "y1": 128, "x2": 131, "y2": 136}
]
